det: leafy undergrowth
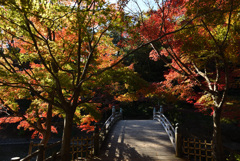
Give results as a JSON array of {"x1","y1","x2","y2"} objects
[
  {"x1": 0, "y1": 121, "x2": 91, "y2": 143},
  {"x1": 165, "y1": 106, "x2": 213, "y2": 140},
  {"x1": 120, "y1": 101, "x2": 154, "y2": 120},
  {"x1": 0, "y1": 123, "x2": 33, "y2": 140}
]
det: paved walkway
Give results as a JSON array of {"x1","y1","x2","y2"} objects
[{"x1": 91, "y1": 120, "x2": 185, "y2": 161}]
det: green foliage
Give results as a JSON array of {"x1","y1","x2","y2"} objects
[
  {"x1": 234, "y1": 154, "x2": 240, "y2": 161},
  {"x1": 120, "y1": 101, "x2": 153, "y2": 119},
  {"x1": 129, "y1": 46, "x2": 167, "y2": 82},
  {"x1": 80, "y1": 103, "x2": 101, "y2": 122}
]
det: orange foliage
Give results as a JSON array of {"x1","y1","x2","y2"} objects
[{"x1": 79, "y1": 115, "x2": 97, "y2": 133}]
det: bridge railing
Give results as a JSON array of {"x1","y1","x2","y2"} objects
[
  {"x1": 153, "y1": 107, "x2": 176, "y2": 149},
  {"x1": 153, "y1": 111, "x2": 176, "y2": 149},
  {"x1": 94, "y1": 107, "x2": 122, "y2": 155},
  {"x1": 153, "y1": 107, "x2": 182, "y2": 157}
]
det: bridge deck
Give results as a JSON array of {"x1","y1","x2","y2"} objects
[{"x1": 91, "y1": 120, "x2": 185, "y2": 161}]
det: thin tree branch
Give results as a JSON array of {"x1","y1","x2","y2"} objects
[
  {"x1": 221, "y1": 0, "x2": 233, "y2": 47},
  {"x1": 201, "y1": 19, "x2": 219, "y2": 48},
  {"x1": 192, "y1": 61, "x2": 214, "y2": 92}
]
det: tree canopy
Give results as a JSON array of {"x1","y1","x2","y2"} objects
[{"x1": 0, "y1": 0, "x2": 240, "y2": 161}]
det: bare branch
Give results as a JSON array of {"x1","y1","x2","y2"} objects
[
  {"x1": 150, "y1": 42, "x2": 185, "y2": 75},
  {"x1": 192, "y1": 61, "x2": 213, "y2": 91},
  {"x1": 221, "y1": 0, "x2": 233, "y2": 47},
  {"x1": 201, "y1": 19, "x2": 219, "y2": 48}
]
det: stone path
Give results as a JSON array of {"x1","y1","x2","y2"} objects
[{"x1": 91, "y1": 120, "x2": 186, "y2": 161}]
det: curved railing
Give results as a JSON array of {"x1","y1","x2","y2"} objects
[
  {"x1": 91, "y1": 107, "x2": 122, "y2": 156},
  {"x1": 98, "y1": 111, "x2": 122, "y2": 148},
  {"x1": 153, "y1": 108, "x2": 176, "y2": 150}
]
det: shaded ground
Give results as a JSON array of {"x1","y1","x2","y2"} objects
[{"x1": 91, "y1": 120, "x2": 186, "y2": 161}]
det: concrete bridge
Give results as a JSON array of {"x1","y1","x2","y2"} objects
[{"x1": 91, "y1": 120, "x2": 185, "y2": 161}]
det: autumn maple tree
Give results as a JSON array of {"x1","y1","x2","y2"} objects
[
  {"x1": 0, "y1": 0, "x2": 137, "y2": 160},
  {"x1": 134, "y1": 0, "x2": 240, "y2": 160}
]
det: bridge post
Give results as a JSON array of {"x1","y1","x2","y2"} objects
[
  {"x1": 94, "y1": 123, "x2": 100, "y2": 156},
  {"x1": 175, "y1": 123, "x2": 182, "y2": 157},
  {"x1": 112, "y1": 106, "x2": 115, "y2": 118},
  {"x1": 159, "y1": 105, "x2": 163, "y2": 113},
  {"x1": 120, "y1": 108, "x2": 123, "y2": 119},
  {"x1": 153, "y1": 107, "x2": 156, "y2": 119}
]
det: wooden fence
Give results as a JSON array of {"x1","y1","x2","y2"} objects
[
  {"x1": 11, "y1": 141, "x2": 61, "y2": 161},
  {"x1": 71, "y1": 136, "x2": 94, "y2": 160},
  {"x1": 182, "y1": 138, "x2": 213, "y2": 161}
]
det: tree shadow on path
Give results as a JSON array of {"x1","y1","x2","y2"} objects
[{"x1": 90, "y1": 120, "x2": 156, "y2": 161}]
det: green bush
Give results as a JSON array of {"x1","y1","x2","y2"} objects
[{"x1": 120, "y1": 101, "x2": 153, "y2": 119}]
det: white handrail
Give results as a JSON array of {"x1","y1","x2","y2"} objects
[
  {"x1": 154, "y1": 111, "x2": 176, "y2": 150},
  {"x1": 99, "y1": 112, "x2": 122, "y2": 147},
  {"x1": 100, "y1": 112, "x2": 121, "y2": 133}
]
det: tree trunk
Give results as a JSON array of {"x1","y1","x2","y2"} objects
[
  {"x1": 60, "y1": 110, "x2": 74, "y2": 161},
  {"x1": 40, "y1": 101, "x2": 53, "y2": 147},
  {"x1": 212, "y1": 107, "x2": 224, "y2": 161},
  {"x1": 40, "y1": 131, "x2": 51, "y2": 146},
  {"x1": 36, "y1": 132, "x2": 51, "y2": 161},
  {"x1": 37, "y1": 101, "x2": 53, "y2": 161}
]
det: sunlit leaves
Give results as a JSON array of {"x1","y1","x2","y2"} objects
[
  {"x1": 136, "y1": 0, "x2": 240, "y2": 119},
  {"x1": 0, "y1": 0, "x2": 139, "y2": 142}
]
